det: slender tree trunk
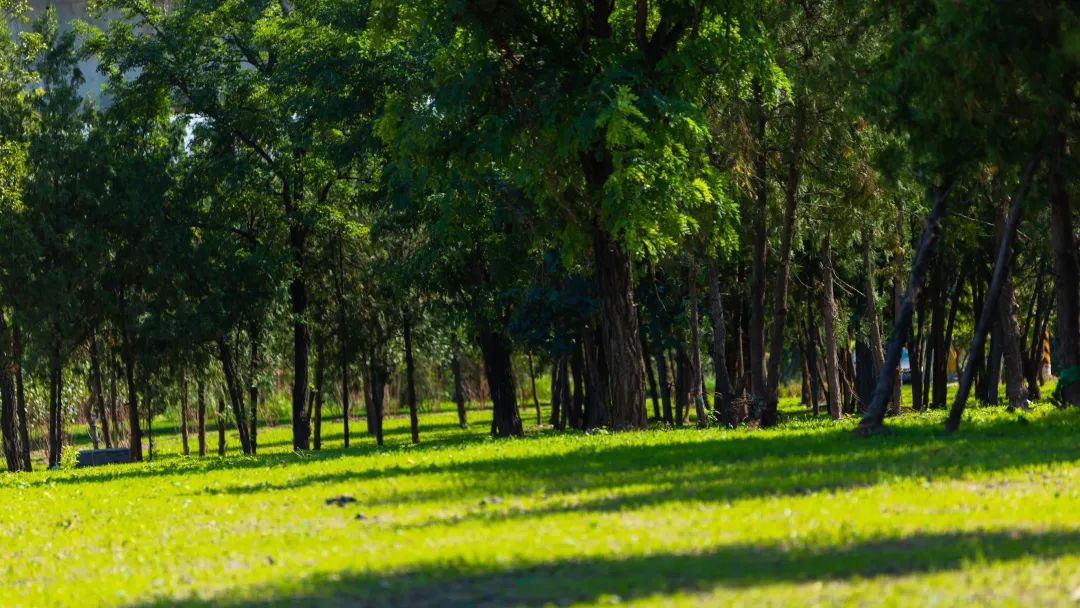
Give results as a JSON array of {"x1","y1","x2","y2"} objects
[
  {"x1": 48, "y1": 350, "x2": 63, "y2": 468},
  {"x1": 748, "y1": 82, "x2": 768, "y2": 414},
  {"x1": 806, "y1": 319, "x2": 822, "y2": 416},
  {"x1": 708, "y1": 258, "x2": 736, "y2": 426},
  {"x1": 549, "y1": 361, "x2": 562, "y2": 427},
  {"x1": 821, "y1": 235, "x2": 842, "y2": 420},
  {"x1": 197, "y1": 380, "x2": 207, "y2": 457},
  {"x1": 123, "y1": 342, "x2": 143, "y2": 462},
  {"x1": 0, "y1": 314, "x2": 20, "y2": 471},
  {"x1": 451, "y1": 338, "x2": 468, "y2": 428},
  {"x1": 216, "y1": 394, "x2": 226, "y2": 456},
  {"x1": 947, "y1": 158, "x2": 1037, "y2": 430},
  {"x1": 555, "y1": 355, "x2": 570, "y2": 431},
  {"x1": 14, "y1": 324, "x2": 30, "y2": 471},
  {"x1": 862, "y1": 228, "x2": 887, "y2": 416},
  {"x1": 338, "y1": 343, "x2": 347, "y2": 451},
  {"x1": 929, "y1": 260, "x2": 949, "y2": 408},
  {"x1": 107, "y1": 348, "x2": 120, "y2": 447},
  {"x1": 641, "y1": 333, "x2": 661, "y2": 421},
  {"x1": 582, "y1": 322, "x2": 608, "y2": 429},
  {"x1": 571, "y1": 342, "x2": 586, "y2": 429},
  {"x1": 687, "y1": 260, "x2": 707, "y2": 427},
  {"x1": 89, "y1": 335, "x2": 112, "y2": 449},
  {"x1": 314, "y1": 336, "x2": 326, "y2": 450},
  {"x1": 527, "y1": 352, "x2": 542, "y2": 426},
  {"x1": 217, "y1": 339, "x2": 252, "y2": 454},
  {"x1": 657, "y1": 346, "x2": 673, "y2": 424},
  {"x1": 858, "y1": 179, "x2": 955, "y2": 432},
  {"x1": 1049, "y1": 131, "x2": 1080, "y2": 405},
  {"x1": 403, "y1": 315, "x2": 420, "y2": 444},
  {"x1": 891, "y1": 202, "x2": 905, "y2": 412},
  {"x1": 995, "y1": 199, "x2": 1028, "y2": 411},
  {"x1": 179, "y1": 369, "x2": 190, "y2": 456},
  {"x1": 145, "y1": 389, "x2": 154, "y2": 461},
  {"x1": 248, "y1": 327, "x2": 260, "y2": 455}
]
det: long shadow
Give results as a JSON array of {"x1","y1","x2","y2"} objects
[{"x1": 130, "y1": 528, "x2": 1080, "y2": 607}]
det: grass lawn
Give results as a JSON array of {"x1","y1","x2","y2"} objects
[{"x1": 2, "y1": 394, "x2": 1079, "y2": 607}]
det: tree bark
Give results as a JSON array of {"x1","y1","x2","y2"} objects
[
  {"x1": 821, "y1": 235, "x2": 842, "y2": 420},
  {"x1": 929, "y1": 260, "x2": 949, "y2": 409},
  {"x1": 748, "y1": 81, "x2": 768, "y2": 415},
  {"x1": 179, "y1": 369, "x2": 189, "y2": 456},
  {"x1": 288, "y1": 198, "x2": 312, "y2": 449},
  {"x1": 571, "y1": 341, "x2": 586, "y2": 429},
  {"x1": 1049, "y1": 130, "x2": 1080, "y2": 405},
  {"x1": 861, "y1": 227, "x2": 887, "y2": 416},
  {"x1": 216, "y1": 394, "x2": 226, "y2": 456},
  {"x1": 708, "y1": 258, "x2": 736, "y2": 426},
  {"x1": 477, "y1": 328, "x2": 524, "y2": 437},
  {"x1": 451, "y1": 337, "x2": 468, "y2": 428},
  {"x1": 338, "y1": 341, "x2": 348, "y2": 451},
  {"x1": 48, "y1": 350, "x2": 63, "y2": 468},
  {"x1": 857, "y1": 178, "x2": 955, "y2": 433},
  {"x1": 89, "y1": 334, "x2": 111, "y2": 449},
  {"x1": 122, "y1": 341, "x2": 143, "y2": 462},
  {"x1": 995, "y1": 198, "x2": 1029, "y2": 411},
  {"x1": 248, "y1": 327, "x2": 260, "y2": 455},
  {"x1": 217, "y1": 339, "x2": 252, "y2": 454},
  {"x1": 527, "y1": 352, "x2": 542, "y2": 426},
  {"x1": 14, "y1": 324, "x2": 30, "y2": 471},
  {"x1": 687, "y1": 260, "x2": 708, "y2": 427},
  {"x1": 0, "y1": 314, "x2": 20, "y2": 471},
  {"x1": 197, "y1": 380, "x2": 207, "y2": 457},
  {"x1": 946, "y1": 158, "x2": 1037, "y2": 430},
  {"x1": 314, "y1": 335, "x2": 325, "y2": 450},
  {"x1": 641, "y1": 332, "x2": 661, "y2": 421},
  {"x1": 403, "y1": 314, "x2": 420, "y2": 444},
  {"x1": 591, "y1": 222, "x2": 646, "y2": 429}
]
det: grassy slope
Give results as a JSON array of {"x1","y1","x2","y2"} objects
[{"x1": 2, "y1": 394, "x2": 1079, "y2": 607}]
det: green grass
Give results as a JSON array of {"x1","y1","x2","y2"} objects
[{"x1": 3, "y1": 394, "x2": 1080, "y2": 607}]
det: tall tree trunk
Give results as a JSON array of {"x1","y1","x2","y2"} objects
[
  {"x1": 582, "y1": 321, "x2": 608, "y2": 429},
  {"x1": 197, "y1": 380, "x2": 207, "y2": 457},
  {"x1": 858, "y1": 179, "x2": 955, "y2": 432},
  {"x1": 641, "y1": 332, "x2": 661, "y2": 421},
  {"x1": 477, "y1": 328, "x2": 524, "y2": 437},
  {"x1": 145, "y1": 389, "x2": 154, "y2": 461},
  {"x1": 687, "y1": 260, "x2": 707, "y2": 427},
  {"x1": 179, "y1": 369, "x2": 190, "y2": 456},
  {"x1": 1049, "y1": 131, "x2": 1080, "y2": 405},
  {"x1": 217, "y1": 339, "x2": 252, "y2": 454},
  {"x1": 527, "y1": 352, "x2": 542, "y2": 426},
  {"x1": 369, "y1": 356, "x2": 388, "y2": 446},
  {"x1": 48, "y1": 350, "x2": 63, "y2": 468},
  {"x1": 403, "y1": 315, "x2": 420, "y2": 444},
  {"x1": 821, "y1": 235, "x2": 842, "y2": 420},
  {"x1": 995, "y1": 198, "x2": 1029, "y2": 411},
  {"x1": 107, "y1": 348, "x2": 120, "y2": 447},
  {"x1": 591, "y1": 221, "x2": 647, "y2": 430},
  {"x1": 122, "y1": 340, "x2": 143, "y2": 462},
  {"x1": 89, "y1": 334, "x2": 111, "y2": 449},
  {"x1": 947, "y1": 158, "x2": 1037, "y2": 430},
  {"x1": 708, "y1": 258, "x2": 736, "y2": 426},
  {"x1": 890, "y1": 202, "x2": 905, "y2": 413},
  {"x1": 571, "y1": 342, "x2": 586, "y2": 429},
  {"x1": 216, "y1": 394, "x2": 226, "y2": 456},
  {"x1": 451, "y1": 337, "x2": 468, "y2": 428},
  {"x1": 806, "y1": 318, "x2": 823, "y2": 416},
  {"x1": 338, "y1": 344, "x2": 347, "y2": 451},
  {"x1": 288, "y1": 196, "x2": 312, "y2": 449},
  {"x1": 14, "y1": 324, "x2": 30, "y2": 471},
  {"x1": 748, "y1": 82, "x2": 768, "y2": 415},
  {"x1": 656, "y1": 345, "x2": 673, "y2": 424},
  {"x1": 0, "y1": 314, "x2": 20, "y2": 471},
  {"x1": 314, "y1": 336, "x2": 325, "y2": 450},
  {"x1": 555, "y1": 355, "x2": 570, "y2": 431},
  {"x1": 929, "y1": 260, "x2": 949, "y2": 408},
  {"x1": 248, "y1": 327, "x2": 260, "y2": 455},
  {"x1": 862, "y1": 227, "x2": 887, "y2": 415}
]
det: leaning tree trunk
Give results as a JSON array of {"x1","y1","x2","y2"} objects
[
  {"x1": 477, "y1": 328, "x2": 524, "y2": 437},
  {"x1": 403, "y1": 314, "x2": 420, "y2": 444},
  {"x1": 946, "y1": 159, "x2": 1037, "y2": 430},
  {"x1": 1049, "y1": 131, "x2": 1080, "y2": 405},
  {"x1": 592, "y1": 221, "x2": 647, "y2": 430},
  {"x1": 708, "y1": 258, "x2": 736, "y2": 426},
  {"x1": 857, "y1": 179, "x2": 955, "y2": 433},
  {"x1": 821, "y1": 235, "x2": 842, "y2": 420}
]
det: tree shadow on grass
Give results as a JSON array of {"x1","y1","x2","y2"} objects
[{"x1": 132, "y1": 528, "x2": 1080, "y2": 607}]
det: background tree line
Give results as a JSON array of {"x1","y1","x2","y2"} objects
[{"x1": 0, "y1": 0, "x2": 1077, "y2": 470}]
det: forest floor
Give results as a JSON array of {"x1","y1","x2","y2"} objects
[{"x1": 2, "y1": 390, "x2": 1080, "y2": 607}]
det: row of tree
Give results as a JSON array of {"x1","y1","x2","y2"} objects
[{"x1": 0, "y1": 0, "x2": 1077, "y2": 471}]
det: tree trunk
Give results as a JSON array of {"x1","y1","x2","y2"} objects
[
  {"x1": 708, "y1": 258, "x2": 736, "y2": 426},
  {"x1": 687, "y1": 260, "x2": 707, "y2": 427},
  {"x1": 929, "y1": 260, "x2": 949, "y2": 409},
  {"x1": 145, "y1": 389, "x2": 154, "y2": 461},
  {"x1": 107, "y1": 348, "x2": 120, "y2": 447},
  {"x1": 1049, "y1": 131, "x2": 1080, "y2": 405},
  {"x1": 179, "y1": 369, "x2": 190, "y2": 456},
  {"x1": 995, "y1": 199, "x2": 1028, "y2": 411},
  {"x1": 641, "y1": 332, "x2": 661, "y2": 421},
  {"x1": 571, "y1": 342, "x2": 586, "y2": 429},
  {"x1": 0, "y1": 314, "x2": 20, "y2": 471},
  {"x1": 451, "y1": 338, "x2": 468, "y2": 428},
  {"x1": 890, "y1": 202, "x2": 905, "y2": 413},
  {"x1": 821, "y1": 235, "x2": 842, "y2": 420},
  {"x1": 748, "y1": 82, "x2": 768, "y2": 415},
  {"x1": 314, "y1": 336, "x2": 326, "y2": 450},
  {"x1": 217, "y1": 339, "x2": 252, "y2": 454},
  {"x1": 338, "y1": 343, "x2": 347, "y2": 451},
  {"x1": 582, "y1": 321, "x2": 608, "y2": 429},
  {"x1": 656, "y1": 345, "x2": 673, "y2": 425},
  {"x1": 946, "y1": 158, "x2": 1037, "y2": 430},
  {"x1": 248, "y1": 328, "x2": 260, "y2": 455},
  {"x1": 48, "y1": 351, "x2": 63, "y2": 468},
  {"x1": 554, "y1": 355, "x2": 570, "y2": 431},
  {"x1": 123, "y1": 343, "x2": 143, "y2": 462},
  {"x1": 197, "y1": 380, "x2": 207, "y2": 457},
  {"x1": 858, "y1": 179, "x2": 955, "y2": 432},
  {"x1": 89, "y1": 334, "x2": 112, "y2": 449},
  {"x1": 477, "y1": 328, "x2": 524, "y2": 437},
  {"x1": 527, "y1": 352, "x2": 542, "y2": 426},
  {"x1": 403, "y1": 315, "x2": 420, "y2": 444},
  {"x1": 591, "y1": 221, "x2": 646, "y2": 430},
  {"x1": 862, "y1": 227, "x2": 887, "y2": 415},
  {"x1": 13, "y1": 324, "x2": 30, "y2": 471},
  {"x1": 216, "y1": 394, "x2": 226, "y2": 456}
]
